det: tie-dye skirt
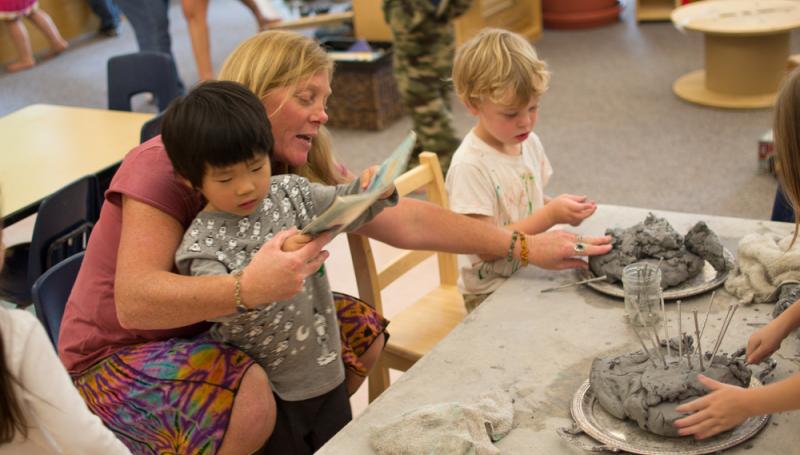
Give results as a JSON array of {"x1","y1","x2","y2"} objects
[
  {"x1": 72, "y1": 293, "x2": 386, "y2": 453},
  {"x1": 74, "y1": 333, "x2": 254, "y2": 454}
]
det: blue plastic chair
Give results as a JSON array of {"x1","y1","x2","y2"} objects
[
  {"x1": 140, "y1": 111, "x2": 165, "y2": 143},
  {"x1": 107, "y1": 51, "x2": 180, "y2": 112},
  {"x1": 771, "y1": 185, "x2": 795, "y2": 222},
  {"x1": 0, "y1": 176, "x2": 98, "y2": 306},
  {"x1": 32, "y1": 252, "x2": 84, "y2": 346}
]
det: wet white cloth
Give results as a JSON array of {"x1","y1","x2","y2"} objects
[
  {"x1": 725, "y1": 232, "x2": 800, "y2": 304},
  {"x1": 369, "y1": 391, "x2": 514, "y2": 455}
]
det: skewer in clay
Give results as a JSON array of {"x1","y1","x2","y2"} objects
[{"x1": 693, "y1": 310, "x2": 704, "y2": 370}]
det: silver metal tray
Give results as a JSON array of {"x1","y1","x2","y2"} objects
[
  {"x1": 561, "y1": 379, "x2": 768, "y2": 454},
  {"x1": 579, "y1": 248, "x2": 735, "y2": 301}
]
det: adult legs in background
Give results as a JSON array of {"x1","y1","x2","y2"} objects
[
  {"x1": 239, "y1": 0, "x2": 281, "y2": 30},
  {"x1": 385, "y1": 0, "x2": 460, "y2": 170},
  {"x1": 181, "y1": 0, "x2": 214, "y2": 81},
  {"x1": 86, "y1": 0, "x2": 120, "y2": 36},
  {"x1": 114, "y1": 0, "x2": 186, "y2": 93}
]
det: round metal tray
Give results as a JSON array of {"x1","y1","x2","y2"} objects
[
  {"x1": 566, "y1": 378, "x2": 768, "y2": 455},
  {"x1": 580, "y1": 249, "x2": 735, "y2": 301}
]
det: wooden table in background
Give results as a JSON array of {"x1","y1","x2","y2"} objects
[
  {"x1": 671, "y1": 0, "x2": 800, "y2": 109},
  {"x1": 319, "y1": 205, "x2": 800, "y2": 454},
  {"x1": 0, "y1": 104, "x2": 151, "y2": 224}
]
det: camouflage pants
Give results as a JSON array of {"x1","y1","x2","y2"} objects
[{"x1": 384, "y1": 0, "x2": 462, "y2": 167}]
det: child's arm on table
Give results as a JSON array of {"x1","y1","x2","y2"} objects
[{"x1": 674, "y1": 299, "x2": 800, "y2": 439}]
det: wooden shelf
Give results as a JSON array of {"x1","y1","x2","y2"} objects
[
  {"x1": 454, "y1": 0, "x2": 542, "y2": 46},
  {"x1": 637, "y1": 0, "x2": 679, "y2": 22}
]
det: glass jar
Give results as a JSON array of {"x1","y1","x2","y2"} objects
[{"x1": 622, "y1": 262, "x2": 662, "y2": 326}]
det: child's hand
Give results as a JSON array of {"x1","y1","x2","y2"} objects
[
  {"x1": 674, "y1": 375, "x2": 750, "y2": 439},
  {"x1": 360, "y1": 165, "x2": 396, "y2": 199},
  {"x1": 282, "y1": 233, "x2": 314, "y2": 252},
  {"x1": 546, "y1": 194, "x2": 597, "y2": 226},
  {"x1": 746, "y1": 318, "x2": 790, "y2": 364}
]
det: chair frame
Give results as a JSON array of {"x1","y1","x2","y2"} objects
[{"x1": 347, "y1": 152, "x2": 464, "y2": 402}]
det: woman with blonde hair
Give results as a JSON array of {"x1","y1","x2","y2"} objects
[{"x1": 59, "y1": 29, "x2": 609, "y2": 454}]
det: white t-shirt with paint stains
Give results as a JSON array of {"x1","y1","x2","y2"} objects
[{"x1": 446, "y1": 129, "x2": 553, "y2": 295}]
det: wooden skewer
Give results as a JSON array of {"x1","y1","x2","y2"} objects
[
  {"x1": 699, "y1": 291, "x2": 716, "y2": 341},
  {"x1": 677, "y1": 300, "x2": 683, "y2": 361},
  {"x1": 684, "y1": 332, "x2": 693, "y2": 369},
  {"x1": 710, "y1": 304, "x2": 734, "y2": 360},
  {"x1": 632, "y1": 326, "x2": 658, "y2": 368},
  {"x1": 539, "y1": 275, "x2": 608, "y2": 293},
  {"x1": 711, "y1": 303, "x2": 739, "y2": 363},
  {"x1": 661, "y1": 292, "x2": 670, "y2": 358},
  {"x1": 648, "y1": 326, "x2": 668, "y2": 368},
  {"x1": 693, "y1": 310, "x2": 705, "y2": 371}
]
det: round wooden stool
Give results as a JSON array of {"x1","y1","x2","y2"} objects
[{"x1": 671, "y1": 0, "x2": 800, "y2": 109}]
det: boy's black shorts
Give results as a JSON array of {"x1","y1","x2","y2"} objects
[{"x1": 264, "y1": 381, "x2": 352, "y2": 454}]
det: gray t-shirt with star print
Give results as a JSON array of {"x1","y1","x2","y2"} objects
[{"x1": 175, "y1": 174, "x2": 396, "y2": 401}]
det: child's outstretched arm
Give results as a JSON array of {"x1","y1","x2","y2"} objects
[
  {"x1": 674, "y1": 373, "x2": 800, "y2": 439},
  {"x1": 674, "y1": 299, "x2": 800, "y2": 439},
  {"x1": 508, "y1": 194, "x2": 597, "y2": 235}
]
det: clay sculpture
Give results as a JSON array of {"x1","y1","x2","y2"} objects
[
  {"x1": 589, "y1": 213, "x2": 732, "y2": 288},
  {"x1": 590, "y1": 339, "x2": 751, "y2": 437}
]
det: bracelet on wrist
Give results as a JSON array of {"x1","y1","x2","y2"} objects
[
  {"x1": 233, "y1": 270, "x2": 248, "y2": 313},
  {"x1": 520, "y1": 234, "x2": 529, "y2": 267},
  {"x1": 506, "y1": 230, "x2": 520, "y2": 262}
]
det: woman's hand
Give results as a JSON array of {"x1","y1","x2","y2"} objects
[
  {"x1": 240, "y1": 228, "x2": 333, "y2": 306},
  {"x1": 545, "y1": 194, "x2": 597, "y2": 226},
  {"x1": 359, "y1": 165, "x2": 395, "y2": 199},
  {"x1": 746, "y1": 318, "x2": 790, "y2": 364},
  {"x1": 526, "y1": 231, "x2": 612, "y2": 270},
  {"x1": 674, "y1": 375, "x2": 751, "y2": 439}
]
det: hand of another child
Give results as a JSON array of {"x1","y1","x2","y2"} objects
[
  {"x1": 746, "y1": 319, "x2": 789, "y2": 364},
  {"x1": 282, "y1": 233, "x2": 314, "y2": 252},
  {"x1": 547, "y1": 194, "x2": 597, "y2": 226},
  {"x1": 673, "y1": 375, "x2": 750, "y2": 439},
  {"x1": 360, "y1": 165, "x2": 396, "y2": 199}
]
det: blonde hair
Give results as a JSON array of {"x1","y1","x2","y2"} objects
[
  {"x1": 218, "y1": 30, "x2": 347, "y2": 184},
  {"x1": 453, "y1": 28, "x2": 550, "y2": 108},
  {"x1": 775, "y1": 68, "x2": 800, "y2": 246}
]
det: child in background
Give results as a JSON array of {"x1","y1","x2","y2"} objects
[
  {"x1": 674, "y1": 68, "x2": 800, "y2": 439},
  {"x1": 0, "y1": 0, "x2": 67, "y2": 72},
  {"x1": 162, "y1": 80, "x2": 397, "y2": 452},
  {"x1": 0, "y1": 225, "x2": 130, "y2": 454},
  {"x1": 446, "y1": 28, "x2": 598, "y2": 311}
]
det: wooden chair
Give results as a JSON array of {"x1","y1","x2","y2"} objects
[{"x1": 347, "y1": 152, "x2": 465, "y2": 402}]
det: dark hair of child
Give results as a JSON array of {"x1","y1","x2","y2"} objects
[
  {"x1": 162, "y1": 80, "x2": 274, "y2": 188},
  {"x1": 0, "y1": 223, "x2": 29, "y2": 443}
]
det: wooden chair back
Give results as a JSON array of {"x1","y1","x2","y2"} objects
[{"x1": 346, "y1": 152, "x2": 465, "y2": 401}]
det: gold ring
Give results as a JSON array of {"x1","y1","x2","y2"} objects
[{"x1": 576, "y1": 234, "x2": 583, "y2": 243}]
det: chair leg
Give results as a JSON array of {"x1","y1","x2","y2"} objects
[{"x1": 367, "y1": 359, "x2": 391, "y2": 403}]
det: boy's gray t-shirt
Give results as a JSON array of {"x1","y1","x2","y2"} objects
[{"x1": 175, "y1": 174, "x2": 396, "y2": 401}]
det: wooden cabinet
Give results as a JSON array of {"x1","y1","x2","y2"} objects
[{"x1": 454, "y1": 0, "x2": 542, "y2": 46}]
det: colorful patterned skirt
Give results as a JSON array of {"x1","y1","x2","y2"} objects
[
  {"x1": 0, "y1": 0, "x2": 37, "y2": 19},
  {"x1": 74, "y1": 333, "x2": 254, "y2": 454},
  {"x1": 334, "y1": 292, "x2": 389, "y2": 377},
  {"x1": 73, "y1": 293, "x2": 387, "y2": 453}
]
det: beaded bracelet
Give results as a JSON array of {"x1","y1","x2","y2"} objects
[
  {"x1": 520, "y1": 234, "x2": 529, "y2": 267},
  {"x1": 233, "y1": 270, "x2": 248, "y2": 313},
  {"x1": 506, "y1": 230, "x2": 520, "y2": 262}
]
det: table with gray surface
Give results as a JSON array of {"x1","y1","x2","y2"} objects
[{"x1": 319, "y1": 204, "x2": 800, "y2": 454}]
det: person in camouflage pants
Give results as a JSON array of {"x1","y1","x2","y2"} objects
[{"x1": 384, "y1": 0, "x2": 472, "y2": 170}]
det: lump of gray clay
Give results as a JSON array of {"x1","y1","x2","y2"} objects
[
  {"x1": 590, "y1": 342, "x2": 750, "y2": 437},
  {"x1": 589, "y1": 213, "x2": 729, "y2": 288}
]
